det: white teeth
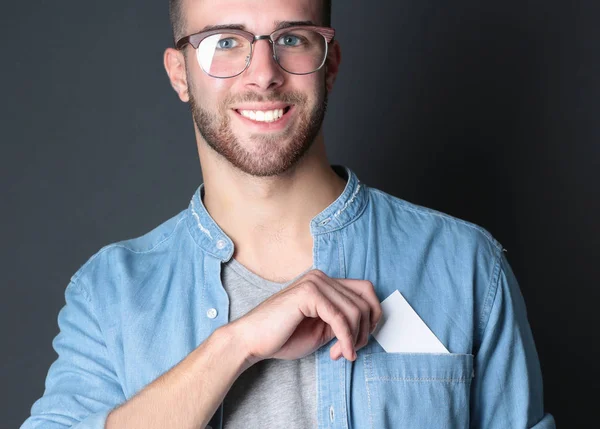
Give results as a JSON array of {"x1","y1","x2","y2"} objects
[{"x1": 239, "y1": 108, "x2": 286, "y2": 123}]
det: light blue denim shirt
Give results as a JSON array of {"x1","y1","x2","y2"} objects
[{"x1": 22, "y1": 166, "x2": 555, "y2": 429}]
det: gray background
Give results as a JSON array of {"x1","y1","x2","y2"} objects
[{"x1": 2, "y1": 0, "x2": 598, "y2": 427}]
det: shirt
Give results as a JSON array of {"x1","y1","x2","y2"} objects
[
  {"x1": 220, "y1": 258, "x2": 316, "y2": 428},
  {"x1": 21, "y1": 165, "x2": 556, "y2": 429}
]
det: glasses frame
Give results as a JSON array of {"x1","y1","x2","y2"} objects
[{"x1": 175, "y1": 25, "x2": 336, "y2": 79}]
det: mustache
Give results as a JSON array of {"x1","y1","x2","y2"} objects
[{"x1": 225, "y1": 91, "x2": 307, "y2": 106}]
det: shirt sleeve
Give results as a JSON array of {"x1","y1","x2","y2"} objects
[
  {"x1": 21, "y1": 279, "x2": 125, "y2": 428},
  {"x1": 470, "y1": 251, "x2": 556, "y2": 428}
]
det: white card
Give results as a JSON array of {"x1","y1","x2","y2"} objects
[{"x1": 372, "y1": 290, "x2": 449, "y2": 353}]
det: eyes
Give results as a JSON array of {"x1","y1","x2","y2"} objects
[
  {"x1": 216, "y1": 38, "x2": 239, "y2": 49},
  {"x1": 276, "y1": 34, "x2": 302, "y2": 47},
  {"x1": 215, "y1": 33, "x2": 304, "y2": 50}
]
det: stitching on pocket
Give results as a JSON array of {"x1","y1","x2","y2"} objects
[
  {"x1": 364, "y1": 352, "x2": 474, "y2": 383},
  {"x1": 366, "y1": 376, "x2": 470, "y2": 383}
]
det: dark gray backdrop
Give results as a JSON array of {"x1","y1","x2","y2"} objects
[{"x1": 2, "y1": 0, "x2": 598, "y2": 427}]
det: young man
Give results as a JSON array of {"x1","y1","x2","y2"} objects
[{"x1": 22, "y1": 0, "x2": 555, "y2": 428}]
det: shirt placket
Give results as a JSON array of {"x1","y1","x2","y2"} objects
[{"x1": 314, "y1": 231, "x2": 350, "y2": 429}]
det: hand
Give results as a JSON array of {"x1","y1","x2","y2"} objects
[{"x1": 229, "y1": 269, "x2": 382, "y2": 366}]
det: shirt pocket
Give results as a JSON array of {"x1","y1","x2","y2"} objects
[{"x1": 364, "y1": 352, "x2": 474, "y2": 429}]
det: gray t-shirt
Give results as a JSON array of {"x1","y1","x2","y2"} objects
[{"x1": 221, "y1": 258, "x2": 316, "y2": 429}]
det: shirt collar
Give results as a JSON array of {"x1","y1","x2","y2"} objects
[{"x1": 185, "y1": 165, "x2": 368, "y2": 262}]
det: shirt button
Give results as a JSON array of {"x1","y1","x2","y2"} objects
[
  {"x1": 207, "y1": 308, "x2": 218, "y2": 319},
  {"x1": 216, "y1": 240, "x2": 226, "y2": 249},
  {"x1": 329, "y1": 405, "x2": 335, "y2": 422}
]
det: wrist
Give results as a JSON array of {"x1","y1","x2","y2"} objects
[{"x1": 214, "y1": 323, "x2": 256, "y2": 373}]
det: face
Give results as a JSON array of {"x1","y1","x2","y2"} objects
[{"x1": 175, "y1": 0, "x2": 338, "y2": 177}]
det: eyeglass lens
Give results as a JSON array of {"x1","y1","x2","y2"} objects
[{"x1": 196, "y1": 29, "x2": 327, "y2": 78}]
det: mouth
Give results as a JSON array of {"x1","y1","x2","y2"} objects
[{"x1": 234, "y1": 106, "x2": 293, "y2": 124}]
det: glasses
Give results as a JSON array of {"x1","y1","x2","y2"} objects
[{"x1": 176, "y1": 25, "x2": 335, "y2": 79}]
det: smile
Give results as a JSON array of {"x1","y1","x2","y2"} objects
[{"x1": 235, "y1": 107, "x2": 292, "y2": 123}]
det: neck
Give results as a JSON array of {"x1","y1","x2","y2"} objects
[{"x1": 198, "y1": 134, "x2": 347, "y2": 261}]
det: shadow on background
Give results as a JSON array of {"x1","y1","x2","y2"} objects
[{"x1": 327, "y1": 2, "x2": 599, "y2": 426}]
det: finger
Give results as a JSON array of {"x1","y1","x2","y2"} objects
[
  {"x1": 326, "y1": 280, "x2": 371, "y2": 351},
  {"x1": 298, "y1": 281, "x2": 356, "y2": 361},
  {"x1": 321, "y1": 325, "x2": 345, "y2": 361},
  {"x1": 330, "y1": 340, "x2": 346, "y2": 360},
  {"x1": 308, "y1": 273, "x2": 362, "y2": 352},
  {"x1": 336, "y1": 278, "x2": 382, "y2": 329},
  {"x1": 331, "y1": 341, "x2": 341, "y2": 360},
  {"x1": 306, "y1": 274, "x2": 371, "y2": 361},
  {"x1": 318, "y1": 299, "x2": 356, "y2": 361},
  {"x1": 328, "y1": 279, "x2": 379, "y2": 361}
]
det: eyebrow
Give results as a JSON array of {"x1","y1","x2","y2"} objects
[
  {"x1": 274, "y1": 20, "x2": 317, "y2": 30},
  {"x1": 200, "y1": 20, "x2": 317, "y2": 33}
]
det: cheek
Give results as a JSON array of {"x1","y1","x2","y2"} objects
[
  {"x1": 306, "y1": 78, "x2": 327, "y2": 106},
  {"x1": 191, "y1": 78, "x2": 234, "y2": 110},
  {"x1": 290, "y1": 74, "x2": 325, "y2": 100}
]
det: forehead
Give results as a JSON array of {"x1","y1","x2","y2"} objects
[{"x1": 183, "y1": 0, "x2": 322, "y2": 33}]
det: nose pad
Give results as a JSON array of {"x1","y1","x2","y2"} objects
[
  {"x1": 244, "y1": 43, "x2": 275, "y2": 68},
  {"x1": 241, "y1": 39, "x2": 285, "y2": 88}
]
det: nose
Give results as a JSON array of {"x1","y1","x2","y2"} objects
[{"x1": 242, "y1": 38, "x2": 285, "y2": 91}]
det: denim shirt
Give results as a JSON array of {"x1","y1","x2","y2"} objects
[{"x1": 22, "y1": 166, "x2": 556, "y2": 429}]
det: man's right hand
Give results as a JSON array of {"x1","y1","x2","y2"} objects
[
  {"x1": 104, "y1": 269, "x2": 381, "y2": 429},
  {"x1": 229, "y1": 269, "x2": 382, "y2": 367}
]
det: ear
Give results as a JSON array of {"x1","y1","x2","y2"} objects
[
  {"x1": 164, "y1": 47, "x2": 190, "y2": 102},
  {"x1": 325, "y1": 40, "x2": 341, "y2": 92}
]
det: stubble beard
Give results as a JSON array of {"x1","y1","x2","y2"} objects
[{"x1": 187, "y1": 74, "x2": 328, "y2": 177}]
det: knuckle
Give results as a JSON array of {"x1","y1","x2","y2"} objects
[
  {"x1": 333, "y1": 310, "x2": 350, "y2": 327},
  {"x1": 375, "y1": 304, "x2": 383, "y2": 321},
  {"x1": 308, "y1": 269, "x2": 327, "y2": 280},
  {"x1": 332, "y1": 307, "x2": 345, "y2": 320},
  {"x1": 324, "y1": 299, "x2": 336, "y2": 313},
  {"x1": 362, "y1": 280, "x2": 375, "y2": 290},
  {"x1": 357, "y1": 299, "x2": 370, "y2": 312},
  {"x1": 349, "y1": 306, "x2": 361, "y2": 321},
  {"x1": 300, "y1": 280, "x2": 319, "y2": 295}
]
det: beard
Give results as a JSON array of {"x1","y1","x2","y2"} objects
[{"x1": 187, "y1": 74, "x2": 328, "y2": 177}]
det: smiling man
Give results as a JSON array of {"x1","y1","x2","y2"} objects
[{"x1": 21, "y1": 1, "x2": 555, "y2": 428}]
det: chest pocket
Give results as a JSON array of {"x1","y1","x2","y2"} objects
[{"x1": 364, "y1": 352, "x2": 474, "y2": 429}]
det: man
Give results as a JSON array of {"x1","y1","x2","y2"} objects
[{"x1": 22, "y1": 0, "x2": 556, "y2": 428}]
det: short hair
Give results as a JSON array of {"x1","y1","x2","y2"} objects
[{"x1": 169, "y1": 0, "x2": 332, "y2": 44}]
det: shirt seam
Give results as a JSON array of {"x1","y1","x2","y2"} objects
[
  {"x1": 365, "y1": 376, "x2": 471, "y2": 383},
  {"x1": 66, "y1": 276, "x2": 125, "y2": 395},
  {"x1": 185, "y1": 215, "x2": 224, "y2": 259},
  {"x1": 312, "y1": 187, "x2": 371, "y2": 235},
  {"x1": 474, "y1": 252, "x2": 515, "y2": 427},
  {"x1": 369, "y1": 188, "x2": 502, "y2": 252},
  {"x1": 476, "y1": 247, "x2": 503, "y2": 351},
  {"x1": 73, "y1": 213, "x2": 187, "y2": 278}
]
